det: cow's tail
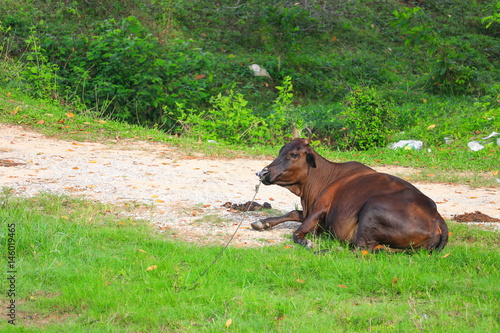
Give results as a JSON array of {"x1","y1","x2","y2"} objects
[{"x1": 434, "y1": 217, "x2": 449, "y2": 251}]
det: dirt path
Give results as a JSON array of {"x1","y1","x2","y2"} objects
[{"x1": 1, "y1": 124, "x2": 499, "y2": 246}]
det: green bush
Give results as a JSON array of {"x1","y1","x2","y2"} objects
[
  {"x1": 178, "y1": 90, "x2": 267, "y2": 144},
  {"x1": 337, "y1": 87, "x2": 396, "y2": 150},
  {"x1": 57, "y1": 17, "x2": 208, "y2": 124},
  {"x1": 25, "y1": 16, "x2": 212, "y2": 127},
  {"x1": 178, "y1": 76, "x2": 298, "y2": 144}
]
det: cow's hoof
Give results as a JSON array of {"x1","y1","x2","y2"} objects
[
  {"x1": 294, "y1": 237, "x2": 315, "y2": 249},
  {"x1": 251, "y1": 221, "x2": 269, "y2": 231},
  {"x1": 304, "y1": 240, "x2": 315, "y2": 249}
]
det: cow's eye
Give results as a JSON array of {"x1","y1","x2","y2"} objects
[{"x1": 290, "y1": 153, "x2": 299, "y2": 158}]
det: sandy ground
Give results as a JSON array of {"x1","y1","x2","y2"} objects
[{"x1": 1, "y1": 124, "x2": 499, "y2": 246}]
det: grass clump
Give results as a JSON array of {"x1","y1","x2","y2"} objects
[{"x1": 0, "y1": 193, "x2": 499, "y2": 332}]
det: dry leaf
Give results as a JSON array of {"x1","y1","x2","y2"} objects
[
  {"x1": 137, "y1": 249, "x2": 147, "y2": 253},
  {"x1": 194, "y1": 74, "x2": 206, "y2": 80},
  {"x1": 11, "y1": 106, "x2": 19, "y2": 115},
  {"x1": 226, "y1": 318, "x2": 233, "y2": 328},
  {"x1": 66, "y1": 112, "x2": 75, "y2": 118},
  {"x1": 36, "y1": 120, "x2": 45, "y2": 125},
  {"x1": 392, "y1": 277, "x2": 399, "y2": 286},
  {"x1": 338, "y1": 284, "x2": 348, "y2": 288},
  {"x1": 361, "y1": 250, "x2": 369, "y2": 256},
  {"x1": 96, "y1": 120, "x2": 107, "y2": 124},
  {"x1": 441, "y1": 253, "x2": 450, "y2": 258},
  {"x1": 331, "y1": 36, "x2": 337, "y2": 42},
  {"x1": 146, "y1": 265, "x2": 158, "y2": 271},
  {"x1": 427, "y1": 124, "x2": 436, "y2": 130},
  {"x1": 296, "y1": 279, "x2": 305, "y2": 284},
  {"x1": 89, "y1": 160, "x2": 97, "y2": 163}
]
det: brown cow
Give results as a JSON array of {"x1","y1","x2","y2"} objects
[{"x1": 252, "y1": 137, "x2": 448, "y2": 251}]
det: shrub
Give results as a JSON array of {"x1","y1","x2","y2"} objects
[
  {"x1": 178, "y1": 89, "x2": 267, "y2": 144},
  {"x1": 19, "y1": 27, "x2": 61, "y2": 100},
  {"x1": 178, "y1": 76, "x2": 298, "y2": 144},
  {"x1": 38, "y1": 16, "x2": 212, "y2": 127},
  {"x1": 337, "y1": 87, "x2": 396, "y2": 150}
]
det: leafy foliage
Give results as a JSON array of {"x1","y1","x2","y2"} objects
[
  {"x1": 391, "y1": 5, "x2": 486, "y2": 96},
  {"x1": 51, "y1": 17, "x2": 210, "y2": 125},
  {"x1": 482, "y1": 1, "x2": 500, "y2": 28},
  {"x1": 338, "y1": 87, "x2": 396, "y2": 150},
  {"x1": 178, "y1": 76, "x2": 296, "y2": 145},
  {"x1": 178, "y1": 90, "x2": 265, "y2": 144},
  {"x1": 0, "y1": 0, "x2": 499, "y2": 149}
]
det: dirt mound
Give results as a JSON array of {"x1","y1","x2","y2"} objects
[
  {"x1": 222, "y1": 201, "x2": 272, "y2": 212},
  {"x1": 453, "y1": 211, "x2": 500, "y2": 222}
]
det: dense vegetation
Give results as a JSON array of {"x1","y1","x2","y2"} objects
[{"x1": 1, "y1": 0, "x2": 499, "y2": 149}]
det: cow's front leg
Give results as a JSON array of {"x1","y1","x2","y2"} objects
[
  {"x1": 251, "y1": 210, "x2": 304, "y2": 231},
  {"x1": 293, "y1": 212, "x2": 325, "y2": 249}
]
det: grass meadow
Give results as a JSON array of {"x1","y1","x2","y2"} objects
[{"x1": 1, "y1": 193, "x2": 499, "y2": 332}]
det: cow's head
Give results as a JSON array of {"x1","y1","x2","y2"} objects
[{"x1": 257, "y1": 138, "x2": 316, "y2": 186}]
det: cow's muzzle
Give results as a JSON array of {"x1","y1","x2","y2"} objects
[{"x1": 256, "y1": 167, "x2": 271, "y2": 184}]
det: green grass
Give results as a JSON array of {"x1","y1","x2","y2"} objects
[{"x1": 1, "y1": 193, "x2": 499, "y2": 332}]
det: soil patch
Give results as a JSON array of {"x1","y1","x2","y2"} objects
[
  {"x1": 453, "y1": 211, "x2": 500, "y2": 223},
  {"x1": 222, "y1": 201, "x2": 272, "y2": 212}
]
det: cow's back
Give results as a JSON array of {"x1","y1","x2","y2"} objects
[{"x1": 321, "y1": 171, "x2": 437, "y2": 241}]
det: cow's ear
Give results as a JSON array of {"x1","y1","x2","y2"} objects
[{"x1": 306, "y1": 152, "x2": 316, "y2": 168}]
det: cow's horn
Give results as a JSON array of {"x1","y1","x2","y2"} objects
[
  {"x1": 291, "y1": 123, "x2": 299, "y2": 139},
  {"x1": 305, "y1": 127, "x2": 312, "y2": 143}
]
